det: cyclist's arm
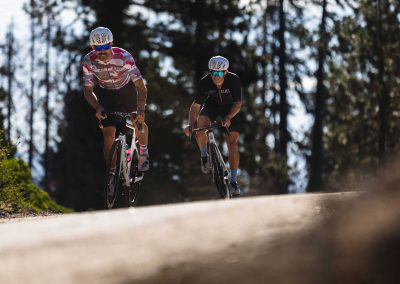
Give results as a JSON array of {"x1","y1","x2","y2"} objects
[
  {"x1": 188, "y1": 102, "x2": 201, "y2": 127},
  {"x1": 133, "y1": 78, "x2": 147, "y2": 114},
  {"x1": 225, "y1": 101, "x2": 241, "y2": 121},
  {"x1": 83, "y1": 85, "x2": 102, "y2": 112},
  {"x1": 225, "y1": 77, "x2": 242, "y2": 121}
]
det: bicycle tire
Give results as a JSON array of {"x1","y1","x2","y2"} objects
[
  {"x1": 104, "y1": 139, "x2": 123, "y2": 209},
  {"x1": 209, "y1": 143, "x2": 230, "y2": 199},
  {"x1": 128, "y1": 147, "x2": 142, "y2": 207}
]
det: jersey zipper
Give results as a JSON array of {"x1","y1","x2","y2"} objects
[{"x1": 217, "y1": 86, "x2": 222, "y2": 105}]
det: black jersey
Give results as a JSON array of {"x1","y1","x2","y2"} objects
[{"x1": 194, "y1": 72, "x2": 242, "y2": 107}]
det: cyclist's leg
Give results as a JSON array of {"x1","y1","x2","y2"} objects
[
  {"x1": 225, "y1": 113, "x2": 241, "y2": 177},
  {"x1": 102, "y1": 126, "x2": 116, "y2": 162},
  {"x1": 197, "y1": 102, "x2": 217, "y2": 149},
  {"x1": 225, "y1": 131, "x2": 240, "y2": 173},
  {"x1": 95, "y1": 86, "x2": 118, "y2": 163},
  {"x1": 225, "y1": 115, "x2": 241, "y2": 196},
  {"x1": 116, "y1": 81, "x2": 150, "y2": 171},
  {"x1": 113, "y1": 80, "x2": 148, "y2": 146},
  {"x1": 135, "y1": 123, "x2": 148, "y2": 146},
  {"x1": 196, "y1": 115, "x2": 211, "y2": 149},
  {"x1": 197, "y1": 107, "x2": 215, "y2": 174}
]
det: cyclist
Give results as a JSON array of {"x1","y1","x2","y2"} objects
[
  {"x1": 184, "y1": 55, "x2": 242, "y2": 196},
  {"x1": 82, "y1": 27, "x2": 149, "y2": 171}
]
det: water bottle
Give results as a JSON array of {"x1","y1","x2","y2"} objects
[{"x1": 125, "y1": 145, "x2": 131, "y2": 162}]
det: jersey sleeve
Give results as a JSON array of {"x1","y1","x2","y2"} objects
[
  {"x1": 124, "y1": 52, "x2": 142, "y2": 82},
  {"x1": 82, "y1": 55, "x2": 95, "y2": 87},
  {"x1": 232, "y1": 76, "x2": 242, "y2": 102},
  {"x1": 194, "y1": 78, "x2": 208, "y2": 105}
]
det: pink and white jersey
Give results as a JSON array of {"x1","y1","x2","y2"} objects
[{"x1": 82, "y1": 47, "x2": 142, "y2": 90}]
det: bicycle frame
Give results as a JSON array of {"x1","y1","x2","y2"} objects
[
  {"x1": 102, "y1": 111, "x2": 143, "y2": 187},
  {"x1": 114, "y1": 118, "x2": 143, "y2": 187}
]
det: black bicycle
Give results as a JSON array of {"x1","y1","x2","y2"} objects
[
  {"x1": 192, "y1": 121, "x2": 232, "y2": 199},
  {"x1": 101, "y1": 112, "x2": 144, "y2": 209}
]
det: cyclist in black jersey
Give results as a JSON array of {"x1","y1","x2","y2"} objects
[{"x1": 184, "y1": 56, "x2": 242, "y2": 196}]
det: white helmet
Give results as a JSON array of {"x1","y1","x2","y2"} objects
[
  {"x1": 208, "y1": 55, "x2": 229, "y2": 71},
  {"x1": 89, "y1": 27, "x2": 113, "y2": 45}
]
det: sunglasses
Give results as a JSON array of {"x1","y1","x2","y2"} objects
[
  {"x1": 210, "y1": 70, "x2": 225, "y2": 77},
  {"x1": 94, "y1": 44, "x2": 111, "y2": 51}
]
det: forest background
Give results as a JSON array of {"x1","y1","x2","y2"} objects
[{"x1": 1, "y1": 0, "x2": 399, "y2": 211}]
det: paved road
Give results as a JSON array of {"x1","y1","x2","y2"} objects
[{"x1": 0, "y1": 192, "x2": 358, "y2": 284}]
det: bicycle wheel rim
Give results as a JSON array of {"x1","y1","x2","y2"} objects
[
  {"x1": 104, "y1": 140, "x2": 123, "y2": 209},
  {"x1": 210, "y1": 144, "x2": 229, "y2": 199}
]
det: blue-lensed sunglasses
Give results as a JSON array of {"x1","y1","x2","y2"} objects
[
  {"x1": 94, "y1": 44, "x2": 111, "y2": 51},
  {"x1": 210, "y1": 70, "x2": 225, "y2": 77}
]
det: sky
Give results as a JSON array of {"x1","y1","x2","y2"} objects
[{"x1": 0, "y1": 0, "x2": 27, "y2": 39}]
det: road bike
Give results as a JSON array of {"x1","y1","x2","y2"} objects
[
  {"x1": 192, "y1": 121, "x2": 232, "y2": 199},
  {"x1": 101, "y1": 112, "x2": 144, "y2": 209}
]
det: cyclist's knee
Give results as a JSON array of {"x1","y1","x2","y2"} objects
[
  {"x1": 102, "y1": 127, "x2": 115, "y2": 139},
  {"x1": 197, "y1": 115, "x2": 211, "y2": 127},
  {"x1": 226, "y1": 132, "x2": 239, "y2": 145}
]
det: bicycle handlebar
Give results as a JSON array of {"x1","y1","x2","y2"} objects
[
  {"x1": 192, "y1": 120, "x2": 230, "y2": 136},
  {"x1": 103, "y1": 111, "x2": 138, "y2": 117},
  {"x1": 98, "y1": 111, "x2": 144, "y2": 133}
]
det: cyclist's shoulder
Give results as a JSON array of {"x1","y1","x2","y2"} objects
[
  {"x1": 83, "y1": 50, "x2": 97, "y2": 62},
  {"x1": 224, "y1": 72, "x2": 241, "y2": 87},
  {"x1": 225, "y1": 71, "x2": 240, "y2": 80},
  {"x1": 112, "y1": 47, "x2": 136, "y2": 62},
  {"x1": 199, "y1": 73, "x2": 213, "y2": 85},
  {"x1": 112, "y1": 47, "x2": 133, "y2": 57},
  {"x1": 112, "y1": 46, "x2": 127, "y2": 53}
]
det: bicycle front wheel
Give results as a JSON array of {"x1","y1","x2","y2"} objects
[
  {"x1": 128, "y1": 147, "x2": 142, "y2": 207},
  {"x1": 209, "y1": 143, "x2": 230, "y2": 199},
  {"x1": 104, "y1": 139, "x2": 123, "y2": 209}
]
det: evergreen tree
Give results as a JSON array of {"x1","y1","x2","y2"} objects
[{"x1": 323, "y1": 0, "x2": 400, "y2": 189}]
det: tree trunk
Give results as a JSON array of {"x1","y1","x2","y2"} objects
[
  {"x1": 28, "y1": 0, "x2": 36, "y2": 169},
  {"x1": 278, "y1": 0, "x2": 288, "y2": 159},
  {"x1": 277, "y1": 0, "x2": 289, "y2": 193},
  {"x1": 44, "y1": 8, "x2": 51, "y2": 191},
  {"x1": 6, "y1": 22, "x2": 14, "y2": 140},
  {"x1": 308, "y1": 0, "x2": 328, "y2": 192},
  {"x1": 194, "y1": 0, "x2": 206, "y2": 88},
  {"x1": 376, "y1": 0, "x2": 389, "y2": 162}
]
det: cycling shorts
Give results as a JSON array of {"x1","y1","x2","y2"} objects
[
  {"x1": 199, "y1": 102, "x2": 241, "y2": 133},
  {"x1": 95, "y1": 81, "x2": 137, "y2": 127}
]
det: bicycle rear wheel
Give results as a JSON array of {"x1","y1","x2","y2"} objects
[
  {"x1": 209, "y1": 143, "x2": 230, "y2": 199},
  {"x1": 128, "y1": 147, "x2": 142, "y2": 207},
  {"x1": 104, "y1": 139, "x2": 123, "y2": 209}
]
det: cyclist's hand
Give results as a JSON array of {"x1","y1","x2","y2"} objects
[
  {"x1": 222, "y1": 117, "x2": 231, "y2": 128},
  {"x1": 95, "y1": 105, "x2": 106, "y2": 120},
  {"x1": 184, "y1": 125, "x2": 192, "y2": 137}
]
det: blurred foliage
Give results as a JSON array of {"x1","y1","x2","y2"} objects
[{"x1": 0, "y1": 129, "x2": 72, "y2": 214}]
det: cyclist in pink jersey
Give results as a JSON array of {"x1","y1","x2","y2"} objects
[{"x1": 82, "y1": 27, "x2": 149, "y2": 171}]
